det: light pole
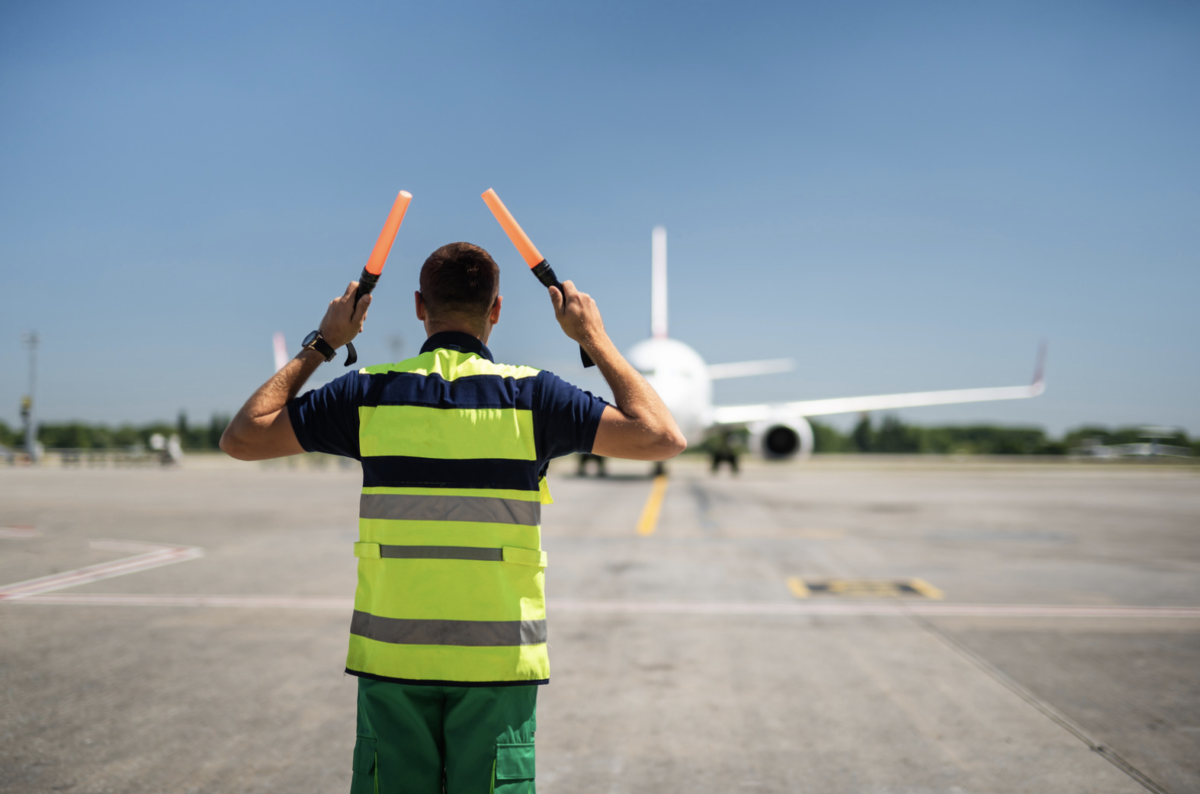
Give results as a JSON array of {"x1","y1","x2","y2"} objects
[{"x1": 21, "y1": 331, "x2": 39, "y2": 463}]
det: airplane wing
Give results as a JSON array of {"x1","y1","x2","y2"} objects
[
  {"x1": 711, "y1": 343, "x2": 1046, "y2": 424},
  {"x1": 708, "y1": 358, "x2": 794, "y2": 380}
]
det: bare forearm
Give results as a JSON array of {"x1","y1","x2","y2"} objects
[
  {"x1": 221, "y1": 279, "x2": 371, "y2": 461},
  {"x1": 584, "y1": 333, "x2": 684, "y2": 452},
  {"x1": 220, "y1": 349, "x2": 323, "y2": 459},
  {"x1": 551, "y1": 280, "x2": 686, "y2": 459},
  {"x1": 243, "y1": 349, "x2": 324, "y2": 419},
  {"x1": 586, "y1": 335, "x2": 659, "y2": 420}
]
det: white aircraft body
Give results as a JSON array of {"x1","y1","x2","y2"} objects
[{"x1": 625, "y1": 227, "x2": 1046, "y2": 464}]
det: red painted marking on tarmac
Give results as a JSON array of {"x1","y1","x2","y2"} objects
[
  {"x1": 0, "y1": 525, "x2": 38, "y2": 539},
  {"x1": 0, "y1": 540, "x2": 204, "y2": 601},
  {"x1": 14, "y1": 593, "x2": 352, "y2": 609}
]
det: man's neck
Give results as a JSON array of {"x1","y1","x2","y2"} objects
[{"x1": 425, "y1": 324, "x2": 489, "y2": 345}]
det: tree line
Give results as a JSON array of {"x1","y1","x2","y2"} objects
[
  {"x1": 0, "y1": 412, "x2": 230, "y2": 452},
  {"x1": 810, "y1": 416, "x2": 1198, "y2": 455},
  {"x1": 1, "y1": 412, "x2": 1196, "y2": 456}
]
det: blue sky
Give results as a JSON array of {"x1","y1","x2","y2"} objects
[{"x1": 2, "y1": 1, "x2": 1197, "y2": 435}]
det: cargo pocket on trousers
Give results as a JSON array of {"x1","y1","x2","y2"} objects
[
  {"x1": 350, "y1": 736, "x2": 376, "y2": 794},
  {"x1": 494, "y1": 741, "x2": 535, "y2": 791}
]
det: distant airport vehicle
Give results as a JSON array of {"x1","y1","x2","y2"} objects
[
  {"x1": 623, "y1": 227, "x2": 1046, "y2": 472},
  {"x1": 1070, "y1": 427, "x2": 1193, "y2": 459}
]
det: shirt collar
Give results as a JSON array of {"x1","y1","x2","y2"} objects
[{"x1": 419, "y1": 331, "x2": 494, "y2": 362}]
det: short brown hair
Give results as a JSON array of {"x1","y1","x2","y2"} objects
[{"x1": 419, "y1": 242, "x2": 500, "y2": 321}]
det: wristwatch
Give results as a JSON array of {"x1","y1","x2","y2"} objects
[{"x1": 301, "y1": 330, "x2": 337, "y2": 362}]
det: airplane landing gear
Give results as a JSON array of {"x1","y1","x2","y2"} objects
[
  {"x1": 710, "y1": 451, "x2": 739, "y2": 475},
  {"x1": 652, "y1": 461, "x2": 666, "y2": 477},
  {"x1": 577, "y1": 453, "x2": 607, "y2": 478},
  {"x1": 708, "y1": 428, "x2": 741, "y2": 475}
]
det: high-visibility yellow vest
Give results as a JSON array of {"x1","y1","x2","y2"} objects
[{"x1": 346, "y1": 345, "x2": 552, "y2": 685}]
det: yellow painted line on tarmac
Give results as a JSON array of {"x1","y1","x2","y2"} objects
[
  {"x1": 636, "y1": 475, "x2": 670, "y2": 536},
  {"x1": 907, "y1": 578, "x2": 944, "y2": 600},
  {"x1": 790, "y1": 578, "x2": 946, "y2": 599},
  {"x1": 786, "y1": 577, "x2": 811, "y2": 599}
]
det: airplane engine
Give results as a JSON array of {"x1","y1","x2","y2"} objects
[{"x1": 749, "y1": 417, "x2": 814, "y2": 461}]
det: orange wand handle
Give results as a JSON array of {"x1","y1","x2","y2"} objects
[
  {"x1": 345, "y1": 189, "x2": 412, "y2": 367},
  {"x1": 481, "y1": 189, "x2": 595, "y2": 368}
]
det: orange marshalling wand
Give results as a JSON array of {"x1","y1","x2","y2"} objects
[
  {"x1": 481, "y1": 188, "x2": 594, "y2": 367},
  {"x1": 345, "y1": 189, "x2": 412, "y2": 367},
  {"x1": 481, "y1": 189, "x2": 543, "y2": 267},
  {"x1": 358, "y1": 189, "x2": 412, "y2": 289}
]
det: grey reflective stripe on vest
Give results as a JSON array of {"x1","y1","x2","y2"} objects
[
  {"x1": 379, "y1": 545, "x2": 503, "y2": 562},
  {"x1": 360, "y1": 494, "x2": 541, "y2": 526},
  {"x1": 350, "y1": 610, "x2": 547, "y2": 647}
]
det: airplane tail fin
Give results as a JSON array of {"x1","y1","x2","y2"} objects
[
  {"x1": 273, "y1": 332, "x2": 288, "y2": 373},
  {"x1": 651, "y1": 226, "x2": 667, "y2": 339}
]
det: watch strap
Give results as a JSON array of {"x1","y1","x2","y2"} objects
[{"x1": 304, "y1": 333, "x2": 336, "y2": 362}]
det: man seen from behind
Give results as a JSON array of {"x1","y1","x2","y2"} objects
[{"x1": 221, "y1": 242, "x2": 686, "y2": 792}]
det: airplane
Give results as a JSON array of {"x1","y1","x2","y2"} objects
[
  {"x1": 621, "y1": 226, "x2": 1046, "y2": 471},
  {"x1": 272, "y1": 227, "x2": 1045, "y2": 472}
]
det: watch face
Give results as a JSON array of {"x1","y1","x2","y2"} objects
[{"x1": 302, "y1": 330, "x2": 319, "y2": 348}]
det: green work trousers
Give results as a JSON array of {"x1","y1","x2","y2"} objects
[{"x1": 351, "y1": 677, "x2": 538, "y2": 793}]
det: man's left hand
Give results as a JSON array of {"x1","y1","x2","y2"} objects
[{"x1": 319, "y1": 281, "x2": 372, "y2": 349}]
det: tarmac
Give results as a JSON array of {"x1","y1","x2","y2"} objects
[{"x1": 1, "y1": 455, "x2": 1197, "y2": 793}]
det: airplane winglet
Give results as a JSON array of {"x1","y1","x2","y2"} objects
[
  {"x1": 708, "y1": 358, "x2": 795, "y2": 381},
  {"x1": 1031, "y1": 340, "x2": 1048, "y2": 396}
]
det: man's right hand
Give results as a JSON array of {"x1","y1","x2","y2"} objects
[
  {"x1": 548, "y1": 280, "x2": 686, "y2": 461},
  {"x1": 320, "y1": 280, "x2": 373, "y2": 349},
  {"x1": 549, "y1": 280, "x2": 605, "y2": 351}
]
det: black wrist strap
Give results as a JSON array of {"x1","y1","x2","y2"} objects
[{"x1": 306, "y1": 335, "x2": 336, "y2": 362}]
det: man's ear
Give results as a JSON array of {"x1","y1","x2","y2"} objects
[
  {"x1": 415, "y1": 291, "x2": 426, "y2": 321},
  {"x1": 490, "y1": 295, "x2": 503, "y2": 325}
]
